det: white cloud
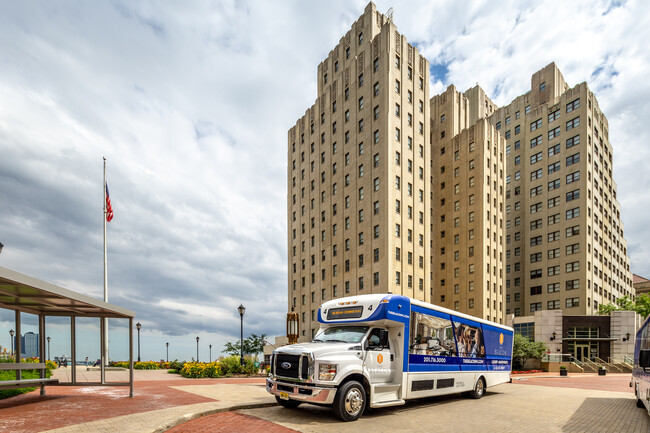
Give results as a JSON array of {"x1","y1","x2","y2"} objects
[{"x1": 1, "y1": 0, "x2": 649, "y2": 360}]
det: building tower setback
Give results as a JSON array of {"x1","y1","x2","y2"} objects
[
  {"x1": 288, "y1": 3, "x2": 431, "y2": 339},
  {"x1": 489, "y1": 63, "x2": 633, "y2": 318},
  {"x1": 430, "y1": 85, "x2": 507, "y2": 324}
]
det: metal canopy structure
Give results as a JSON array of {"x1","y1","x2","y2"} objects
[{"x1": 0, "y1": 265, "x2": 135, "y2": 397}]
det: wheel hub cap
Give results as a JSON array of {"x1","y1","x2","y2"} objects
[{"x1": 345, "y1": 388, "x2": 363, "y2": 415}]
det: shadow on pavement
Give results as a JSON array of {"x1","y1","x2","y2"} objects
[
  {"x1": 562, "y1": 397, "x2": 649, "y2": 432},
  {"x1": 268, "y1": 390, "x2": 504, "y2": 426}
]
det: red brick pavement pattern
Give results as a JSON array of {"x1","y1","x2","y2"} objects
[
  {"x1": 512, "y1": 373, "x2": 634, "y2": 393},
  {"x1": 0, "y1": 378, "x2": 266, "y2": 433},
  {"x1": 166, "y1": 411, "x2": 299, "y2": 433}
]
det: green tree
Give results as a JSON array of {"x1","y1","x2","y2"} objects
[
  {"x1": 223, "y1": 333, "x2": 267, "y2": 357},
  {"x1": 512, "y1": 334, "x2": 548, "y2": 370},
  {"x1": 597, "y1": 294, "x2": 650, "y2": 318}
]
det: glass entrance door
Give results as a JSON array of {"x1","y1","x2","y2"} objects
[{"x1": 575, "y1": 344, "x2": 589, "y2": 362}]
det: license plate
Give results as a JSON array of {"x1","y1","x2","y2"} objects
[{"x1": 279, "y1": 392, "x2": 289, "y2": 400}]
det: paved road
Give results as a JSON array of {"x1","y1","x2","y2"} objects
[
  {"x1": 238, "y1": 382, "x2": 648, "y2": 433},
  {"x1": 169, "y1": 375, "x2": 648, "y2": 433}
]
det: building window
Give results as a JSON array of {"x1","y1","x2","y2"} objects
[
  {"x1": 565, "y1": 297, "x2": 580, "y2": 308},
  {"x1": 530, "y1": 118, "x2": 542, "y2": 132},
  {"x1": 566, "y1": 153, "x2": 580, "y2": 166},
  {"x1": 566, "y1": 117, "x2": 580, "y2": 131},
  {"x1": 566, "y1": 99, "x2": 580, "y2": 113},
  {"x1": 530, "y1": 136, "x2": 543, "y2": 148},
  {"x1": 566, "y1": 135, "x2": 580, "y2": 149}
]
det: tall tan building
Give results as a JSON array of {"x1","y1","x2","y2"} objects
[
  {"x1": 489, "y1": 63, "x2": 634, "y2": 317},
  {"x1": 430, "y1": 86, "x2": 507, "y2": 324},
  {"x1": 288, "y1": 3, "x2": 431, "y2": 338},
  {"x1": 287, "y1": 4, "x2": 633, "y2": 339}
]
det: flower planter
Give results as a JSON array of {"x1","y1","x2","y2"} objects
[
  {"x1": 559, "y1": 369, "x2": 568, "y2": 376},
  {"x1": 598, "y1": 369, "x2": 606, "y2": 376}
]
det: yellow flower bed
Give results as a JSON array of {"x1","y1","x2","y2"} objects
[{"x1": 180, "y1": 361, "x2": 221, "y2": 378}]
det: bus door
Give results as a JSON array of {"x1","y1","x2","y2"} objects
[{"x1": 364, "y1": 328, "x2": 396, "y2": 383}]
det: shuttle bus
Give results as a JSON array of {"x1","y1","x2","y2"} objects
[
  {"x1": 632, "y1": 313, "x2": 650, "y2": 415},
  {"x1": 266, "y1": 294, "x2": 514, "y2": 421}
]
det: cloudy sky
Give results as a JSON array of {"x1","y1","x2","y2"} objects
[{"x1": 1, "y1": 0, "x2": 649, "y2": 362}]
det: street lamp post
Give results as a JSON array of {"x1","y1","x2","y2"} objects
[
  {"x1": 136, "y1": 322, "x2": 142, "y2": 362},
  {"x1": 238, "y1": 304, "x2": 245, "y2": 366},
  {"x1": 9, "y1": 329, "x2": 14, "y2": 359},
  {"x1": 166, "y1": 342, "x2": 169, "y2": 363},
  {"x1": 47, "y1": 336, "x2": 51, "y2": 361},
  {"x1": 209, "y1": 344, "x2": 212, "y2": 363},
  {"x1": 196, "y1": 336, "x2": 200, "y2": 362}
]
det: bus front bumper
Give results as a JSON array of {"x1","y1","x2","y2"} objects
[{"x1": 266, "y1": 378, "x2": 336, "y2": 404}]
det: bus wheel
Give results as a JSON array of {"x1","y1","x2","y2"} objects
[
  {"x1": 334, "y1": 381, "x2": 366, "y2": 421},
  {"x1": 275, "y1": 396, "x2": 302, "y2": 409},
  {"x1": 637, "y1": 398, "x2": 645, "y2": 408},
  {"x1": 469, "y1": 377, "x2": 485, "y2": 399}
]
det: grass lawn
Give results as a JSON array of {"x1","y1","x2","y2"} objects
[{"x1": 0, "y1": 369, "x2": 51, "y2": 399}]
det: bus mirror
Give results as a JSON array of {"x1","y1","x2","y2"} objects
[
  {"x1": 640, "y1": 349, "x2": 650, "y2": 369},
  {"x1": 379, "y1": 330, "x2": 389, "y2": 348}
]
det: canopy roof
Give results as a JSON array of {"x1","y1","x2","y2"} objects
[{"x1": 0, "y1": 266, "x2": 134, "y2": 318}]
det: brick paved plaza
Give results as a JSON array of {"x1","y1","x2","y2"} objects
[{"x1": 0, "y1": 369, "x2": 647, "y2": 432}]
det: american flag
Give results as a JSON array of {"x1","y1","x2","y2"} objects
[{"x1": 105, "y1": 184, "x2": 114, "y2": 222}]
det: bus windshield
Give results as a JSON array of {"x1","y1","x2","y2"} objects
[{"x1": 313, "y1": 326, "x2": 369, "y2": 343}]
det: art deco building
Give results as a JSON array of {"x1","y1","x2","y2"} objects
[
  {"x1": 430, "y1": 86, "x2": 507, "y2": 324},
  {"x1": 489, "y1": 63, "x2": 634, "y2": 318},
  {"x1": 286, "y1": 4, "x2": 633, "y2": 340},
  {"x1": 287, "y1": 3, "x2": 431, "y2": 338}
]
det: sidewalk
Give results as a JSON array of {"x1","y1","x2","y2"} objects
[
  {"x1": 0, "y1": 368, "x2": 276, "y2": 433},
  {"x1": 0, "y1": 370, "x2": 641, "y2": 433}
]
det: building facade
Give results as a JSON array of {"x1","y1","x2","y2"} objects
[
  {"x1": 489, "y1": 63, "x2": 633, "y2": 318},
  {"x1": 633, "y1": 274, "x2": 650, "y2": 296},
  {"x1": 287, "y1": 3, "x2": 633, "y2": 341},
  {"x1": 288, "y1": 3, "x2": 431, "y2": 338},
  {"x1": 430, "y1": 85, "x2": 506, "y2": 324}
]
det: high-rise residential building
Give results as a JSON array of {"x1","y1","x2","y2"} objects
[
  {"x1": 287, "y1": 3, "x2": 431, "y2": 338},
  {"x1": 21, "y1": 331, "x2": 39, "y2": 358},
  {"x1": 286, "y1": 3, "x2": 633, "y2": 340},
  {"x1": 430, "y1": 85, "x2": 507, "y2": 324},
  {"x1": 489, "y1": 63, "x2": 633, "y2": 318}
]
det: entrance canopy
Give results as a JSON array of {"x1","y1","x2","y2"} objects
[{"x1": 0, "y1": 265, "x2": 135, "y2": 397}]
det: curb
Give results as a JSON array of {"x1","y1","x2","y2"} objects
[{"x1": 152, "y1": 401, "x2": 279, "y2": 433}]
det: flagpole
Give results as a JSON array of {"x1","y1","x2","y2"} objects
[{"x1": 103, "y1": 157, "x2": 109, "y2": 370}]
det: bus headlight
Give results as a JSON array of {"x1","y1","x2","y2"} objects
[{"x1": 319, "y1": 363, "x2": 337, "y2": 381}]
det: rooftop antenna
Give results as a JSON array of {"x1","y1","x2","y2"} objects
[{"x1": 386, "y1": 7, "x2": 394, "y2": 23}]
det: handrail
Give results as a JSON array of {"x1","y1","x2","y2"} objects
[
  {"x1": 624, "y1": 355, "x2": 634, "y2": 365},
  {"x1": 542, "y1": 353, "x2": 583, "y2": 367},
  {"x1": 581, "y1": 357, "x2": 599, "y2": 371},
  {"x1": 598, "y1": 357, "x2": 622, "y2": 372}
]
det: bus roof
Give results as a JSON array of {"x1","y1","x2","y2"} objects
[{"x1": 320, "y1": 294, "x2": 513, "y2": 331}]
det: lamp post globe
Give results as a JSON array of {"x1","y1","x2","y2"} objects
[
  {"x1": 196, "y1": 336, "x2": 200, "y2": 362},
  {"x1": 136, "y1": 322, "x2": 142, "y2": 362},
  {"x1": 238, "y1": 304, "x2": 245, "y2": 366},
  {"x1": 9, "y1": 329, "x2": 14, "y2": 358}
]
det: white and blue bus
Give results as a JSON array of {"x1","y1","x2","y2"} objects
[
  {"x1": 267, "y1": 294, "x2": 514, "y2": 421},
  {"x1": 632, "y1": 313, "x2": 650, "y2": 415}
]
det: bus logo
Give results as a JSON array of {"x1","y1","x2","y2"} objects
[
  {"x1": 377, "y1": 354, "x2": 383, "y2": 364},
  {"x1": 281, "y1": 362, "x2": 292, "y2": 369},
  {"x1": 499, "y1": 333, "x2": 504, "y2": 345}
]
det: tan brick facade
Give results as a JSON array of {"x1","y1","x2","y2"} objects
[{"x1": 287, "y1": 4, "x2": 632, "y2": 338}]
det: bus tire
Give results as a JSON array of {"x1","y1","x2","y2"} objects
[
  {"x1": 333, "y1": 380, "x2": 366, "y2": 421},
  {"x1": 275, "y1": 396, "x2": 302, "y2": 409},
  {"x1": 637, "y1": 398, "x2": 645, "y2": 408},
  {"x1": 469, "y1": 376, "x2": 486, "y2": 399}
]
